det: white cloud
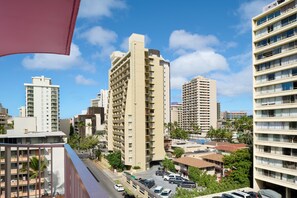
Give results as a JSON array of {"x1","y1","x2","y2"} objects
[
  {"x1": 171, "y1": 51, "x2": 229, "y2": 78},
  {"x1": 169, "y1": 30, "x2": 219, "y2": 53},
  {"x1": 169, "y1": 30, "x2": 229, "y2": 90},
  {"x1": 120, "y1": 34, "x2": 151, "y2": 51},
  {"x1": 75, "y1": 75, "x2": 97, "y2": 85},
  {"x1": 22, "y1": 43, "x2": 95, "y2": 72},
  {"x1": 79, "y1": 0, "x2": 126, "y2": 19},
  {"x1": 209, "y1": 65, "x2": 252, "y2": 97},
  {"x1": 236, "y1": 0, "x2": 271, "y2": 34},
  {"x1": 79, "y1": 26, "x2": 117, "y2": 58}
]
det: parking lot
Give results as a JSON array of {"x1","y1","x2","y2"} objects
[{"x1": 134, "y1": 166, "x2": 179, "y2": 196}]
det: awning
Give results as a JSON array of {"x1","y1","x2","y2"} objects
[{"x1": 0, "y1": 0, "x2": 80, "y2": 57}]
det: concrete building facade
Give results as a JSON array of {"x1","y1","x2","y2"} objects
[
  {"x1": 0, "y1": 103, "x2": 8, "y2": 131},
  {"x1": 107, "y1": 34, "x2": 169, "y2": 170},
  {"x1": 253, "y1": 0, "x2": 297, "y2": 196},
  {"x1": 91, "y1": 89, "x2": 109, "y2": 112},
  {"x1": 25, "y1": 76, "x2": 60, "y2": 132},
  {"x1": 182, "y1": 76, "x2": 217, "y2": 137},
  {"x1": 170, "y1": 103, "x2": 182, "y2": 127}
]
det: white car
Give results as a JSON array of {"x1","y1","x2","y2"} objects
[
  {"x1": 114, "y1": 184, "x2": 125, "y2": 192},
  {"x1": 153, "y1": 186, "x2": 164, "y2": 195},
  {"x1": 160, "y1": 189, "x2": 172, "y2": 198},
  {"x1": 163, "y1": 173, "x2": 179, "y2": 181}
]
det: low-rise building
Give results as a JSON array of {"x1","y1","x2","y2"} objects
[
  {"x1": 215, "y1": 143, "x2": 247, "y2": 155},
  {"x1": 201, "y1": 153, "x2": 224, "y2": 179},
  {"x1": 173, "y1": 157, "x2": 216, "y2": 178},
  {"x1": 0, "y1": 130, "x2": 66, "y2": 197}
]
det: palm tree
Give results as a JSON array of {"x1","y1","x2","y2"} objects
[
  {"x1": 21, "y1": 156, "x2": 47, "y2": 198},
  {"x1": 0, "y1": 125, "x2": 5, "y2": 134}
]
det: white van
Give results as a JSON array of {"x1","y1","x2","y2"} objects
[
  {"x1": 163, "y1": 173, "x2": 180, "y2": 181},
  {"x1": 230, "y1": 191, "x2": 251, "y2": 198}
]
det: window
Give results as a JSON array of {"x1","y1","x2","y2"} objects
[
  {"x1": 282, "y1": 82, "x2": 292, "y2": 91},
  {"x1": 129, "y1": 143, "x2": 132, "y2": 148},
  {"x1": 264, "y1": 146, "x2": 271, "y2": 153}
]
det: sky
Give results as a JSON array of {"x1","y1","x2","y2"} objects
[{"x1": 0, "y1": 0, "x2": 273, "y2": 118}]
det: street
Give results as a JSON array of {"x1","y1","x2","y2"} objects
[{"x1": 82, "y1": 159, "x2": 123, "y2": 198}]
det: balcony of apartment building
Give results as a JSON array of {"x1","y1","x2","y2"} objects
[
  {"x1": 254, "y1": 81, "x2": 297, "y2": 98},
  {"x1": 255, "y1": 133, "x2": 297, "y2": 149},
  {"x1": 0, "y1": 143, "x2": 107, "y2": 198}
]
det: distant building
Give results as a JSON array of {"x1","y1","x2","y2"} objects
[
  {"x1": 74, "y1": 107, "x2": 105, "y2": 137},
  {"x1": 107, "y1": 33, "x2": 169, "y2": 170},
  {"x1": 221, "y1": 111, "x2": 247, "y2": 120},
  {"x1": 19, "y1": 106, "x2": 26, "y2": 117},
  {"x1": 182, "y1": 76, "x2": 217, "y2": 137},
  {"x1": 91, "y1": 89, "x2": 109, "y2": 113},
  {"x1": 60, "y1": 119, "x2": 71, "y2": 136},
  {"x1": 170, "y1": 103, "x2": 182, "y2": 127},
  {"x1": 25, "y1": 76, "x2": 60, "y2": 132},
  {"x1": 0, "y1": 103, "x2": 8, "y2": 130}
]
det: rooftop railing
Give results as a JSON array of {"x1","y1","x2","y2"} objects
[{"x1": 0, "y1": 143, "x2": 107, "y2": 198}]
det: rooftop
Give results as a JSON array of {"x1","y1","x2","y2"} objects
[
  {"x1": 174, "y1": 157, "x2": 216, "y2": 169},
  {"x1": 215, "y1": 144, "x2": 247, "y2": 153},
  {"x1": 201, "y1": 153, "x2": 224, "y2": 163},
  {"x1": 0, "y1": 130, "x2": 66, "y2": 138}
]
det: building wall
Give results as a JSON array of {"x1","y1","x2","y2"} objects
[
  {"x1": 107, "y1": 34, "x2": 167, "y2": 170},
  {"x1": 60, "y1": 119, "x2": 70, "y2": 137},
  {"x1": 170, "y1": 103, "x2": 182, "y2": 127},
  {"x1": 252, "y1": 0, "x2": 297, "y2": 195},
  {"x1": 182, "y1": 76, "x2": 217, "y2": 137},
  {"x1": 14, "y1": 117, "x2": 37, "y2": 133}
]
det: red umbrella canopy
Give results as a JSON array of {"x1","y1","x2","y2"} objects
[{"x1": 0, "y1": 0, "x2": 80, "y2": 57}]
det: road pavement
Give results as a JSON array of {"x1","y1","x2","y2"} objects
[{"x1": 82, "y1": 159, "x2": 123, "y2": 198}]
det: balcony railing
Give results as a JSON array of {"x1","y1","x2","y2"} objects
[{"x1": 0, "y1": 143, "x2": 107, "y2": 198}]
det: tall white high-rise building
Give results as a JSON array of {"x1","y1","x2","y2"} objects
[
  {"x1": 25, "y1": 76, "x2": 60, "y2": 132},
  {"x1": 91, "y1": 89, "x2": 109, "y2": 114},
  {"x1": 107, "y1": 34, "x2": 169, "y2": 170},
  {"x1": 182, "y1": 76, "x2": 217, "y2": 137},
  {"x1": 253, "y1": 0, "x2": 297, "y2": 197}
]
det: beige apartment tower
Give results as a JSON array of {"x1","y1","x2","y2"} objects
[
  {"x1": 182, "y1": 76, "x2": 217, "y2": 137},
  {"x1": 107, "y1": 34, "x2": 169, "y2": 170},
  {"x1": 253, "y1": 0, "x2": 297, "y2": 197}
]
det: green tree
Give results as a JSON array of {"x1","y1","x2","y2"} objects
[
  {"x1": 69, "y1": 123, "x2": 74, "y2": 137},
  {"x1": 68, "y1": 133, "x2": 81, "y2": 150},
  {"x1": 162, "y1": 158, "x2": 175, "y2": 172},
  {"x1": 106, "y1": 151, "x2": 125, "y2": 171},
  {"x1": 79, "y1": 135, "x2": 99, "y2": 151},
  {"x1": 0, "y1": 125, "x2": 6, "y2": 134},
  {"x1": 21, "y1": 156, "x2": 47, "y2": 198},
  {"x1": 170, "y1": 127, "x2": 189, "y2": 140},
  {"x1": 223, "y1": 149, "x2": 252, "y2": 186},
  {"x1": 94, "y1": 149, "x2": 102, "y2": 161},
  {"x1": 188, "y1": 167, "x2": 217, "y2": 188},
  {"x1": 173, "y1": 148, "x2": 184, "y2": 158}
]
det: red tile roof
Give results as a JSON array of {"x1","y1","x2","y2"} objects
[
  {"x1": 201, "y1": 153, "x2": 224, "y2": 163},
  {"x1": 215, "y1": 144, "x2": 247, "y2": 152},
  {"x1": 174, "y1": 157, "x2": 216, "y2": 169}
]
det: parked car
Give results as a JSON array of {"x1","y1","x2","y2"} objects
[
  {"x1": 160, "y1": 189, "x2": 172, "y2": 198},
  {"x1": 247, "y1": 191, "x2": 262, "y2": 198},
  {"x1": 231, "y1": 191, "x2": 251, "y2": 198},
  {"x1": 163, "y1": 173, "x2": 180, "y2": 181},
  {"x1": 143, "y1": 178, "x2": 155, "y2": 189},
  {"x1": 168, "y1": 176, "x2": 185, "y2": 184},
  {"x1": 221, "y1": 193, "x2": 236, "y2": 198},
  {"x1": 114, "y1": 184, "x2": 125, "y2": 192},
  {"x1": 258, "y1": 189, "x2": 281, "y2": 198},
  {"x1": 122, "y1": 192, "x2": 136, "y2": 198},
  {"x1": 153, "y1": 186, "x2": 164, "y2": 195},
  {"x1": 155, "y1": 170, "x2": 165, "y2": 176},
  {"x1": 177, "y1": 180, "x2": 196, "y2": 188}
]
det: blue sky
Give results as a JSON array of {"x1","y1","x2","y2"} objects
[{"x1": 0, "y1": 0, "x2": 273, "y2": 118}]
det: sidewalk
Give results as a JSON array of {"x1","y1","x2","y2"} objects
[{"x1": 93, "y1": 159, "x2": 122, "y2": 181}]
